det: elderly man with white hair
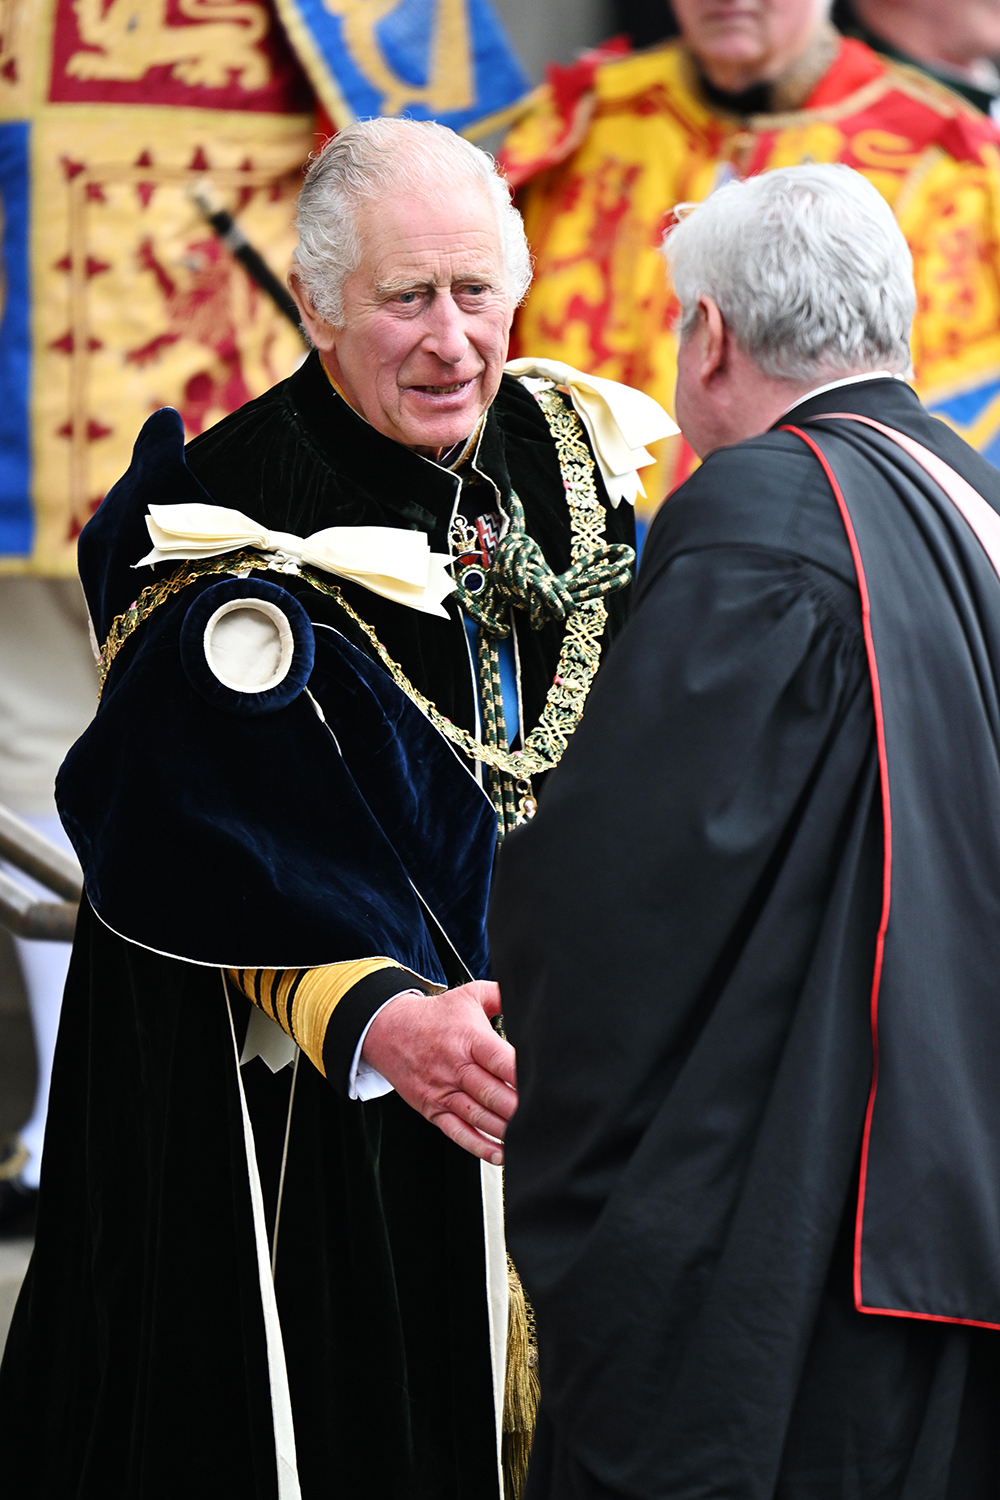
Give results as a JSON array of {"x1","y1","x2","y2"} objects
[
  {"x1": 0, "y1": 119, "x2": 662, "y2": 1500},
  {"x1": 491, "y1": 162, "x2": 1000, "y2": 1499}
]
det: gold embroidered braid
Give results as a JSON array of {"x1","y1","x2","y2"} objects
[
  {"x1": 469, "y1": 383, "x2": 634, "y2": 838},
  {"x1": 452, "y1": 411, "x2": 633, "y2": 839},
  {"x1": 522, "y1": 383, "x2": 629, "y2": 775},
  {"x1": 287, "y1": 572, "x2": 563, "y2": 777},
  {"x1": 316, "y1": 385, "x2": 633, "y2": 836},
  {"x1": 96, "y1": 548, "x2": 274, "y2": 694},
  {"x1": 98, "y1": 550, "x2": 574, "y2": 777},
  {"x1": 97, "y1": 387, "x2": 633, "y2": 815}
]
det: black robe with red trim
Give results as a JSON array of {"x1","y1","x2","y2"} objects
[{"x1": 488, "y1": 377, "x2": 1000, "y2": 1500}]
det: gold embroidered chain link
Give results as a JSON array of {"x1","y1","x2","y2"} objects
[
  {"x1": 97, "y1": 386, "x2": 620, "y2": 783},
  {"x1": 96, "y1": 549, "x2": 270, "y2": 695},
  {"x1": 519, "y1": 384, "x2": 613, "y2": 771}
]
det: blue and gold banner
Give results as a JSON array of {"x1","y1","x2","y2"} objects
[
  {"x1": 926, "y1": 379, "x2": 1000, "y2": 469},
  {"x1": 0, "y1": 121, "x2": 31, "y2": 558},
  {"x1": 274, "y1": 0, "x2": 530, "y2": 137}
]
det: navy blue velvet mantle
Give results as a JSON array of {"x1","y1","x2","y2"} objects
[{"x1": 59, "y1": 406, "x2": 496, "y2": 977}]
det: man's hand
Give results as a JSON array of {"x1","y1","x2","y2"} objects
[{"x1": 361, "y1": 981, "x2": 517, "y2": 1163}]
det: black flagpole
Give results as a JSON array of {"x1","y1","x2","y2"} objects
[{"x1": 189, "y1": 180, "x2": 307, "y2": 338}]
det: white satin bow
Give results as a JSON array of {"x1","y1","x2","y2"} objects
[
  {"x1": 134, "y1": 503, "x2": 456, "y2": 617},
  {"x1": 504, "y1": 358, "x2": 679, "y2": 506}
]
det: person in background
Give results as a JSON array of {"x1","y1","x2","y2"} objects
[
  {"x1": 0, "y1": 0, "x2": 311, "y2": 1240},
  {"x1": 0, "y1": 580, "x2": 94, "y2": 1237},
  {"x1": 837, "y1": 0, "x2": 1000, "y2": 118},
  {"x1": 502, "y1": 0, "x2": 1000, "y2": 516},
  {"x1": 491, "y1": 162, "x2": 1000, "y2": 1500}
]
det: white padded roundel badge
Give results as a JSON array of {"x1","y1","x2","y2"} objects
[
  {"x1": 179, "y1": 576, "x2": 315, "y2": 714},
  {"x1": 203, "y1": 598, "x2": 294, "y2": 693}
]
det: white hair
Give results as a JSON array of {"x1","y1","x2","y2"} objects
[
  {"x1": 293, "y1": 116, "x2": 532, "y2": 327},
  {"x1": 663, "y1": 163, "x2": 915, "y2": 382}
]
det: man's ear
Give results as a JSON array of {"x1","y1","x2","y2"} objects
[
  {"x1": 696, "y1": 295, "x2": 727, "y2": 384},
  {"x1": 287, "y1": 270, "x2": 337, "y2": 354}
]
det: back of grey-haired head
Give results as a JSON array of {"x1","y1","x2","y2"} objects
[
  {"x1": 663, "y1": 163, "x2": 914, "y2": 382},
  {"x1": 293, "y1": 116, "x2": 531, "y2": 326}
]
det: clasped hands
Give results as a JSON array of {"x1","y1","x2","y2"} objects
[{"x1": 361, "y1": 981, "x2": 516, "y2": 1163}]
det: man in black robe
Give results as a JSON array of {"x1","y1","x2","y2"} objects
[
  {"x1": 489, "y1": 163, "x2": 1000, "y2": 1498},
  {"x1": 0, "y1": 118, "x2": 667, "y2": 1499}
]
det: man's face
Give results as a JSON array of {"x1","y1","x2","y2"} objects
[
  {"x1": 672, "y1": 0, "x2": 828, "y2": 85},
  {"x1": 673, "y1": 296, "x2": 824, "y2": 457},
  {"x1": 307, "y1": 183, "x2": 513, "y2": 457}
]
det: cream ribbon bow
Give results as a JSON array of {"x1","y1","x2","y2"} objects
[
  {"x1": 504, "y1": 357, "x2": 679, "y2": 507},
  {"x1": 134, "y1": 503, "x2": 456, "y2": 617}
]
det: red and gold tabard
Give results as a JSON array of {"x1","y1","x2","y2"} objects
[{"x1": 502, "y1": 38, "x2": 1000, "y2": 514}]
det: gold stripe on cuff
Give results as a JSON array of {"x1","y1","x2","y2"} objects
[{"x1": 227, "y1": 959, "x2": 402, "y2": 1077}]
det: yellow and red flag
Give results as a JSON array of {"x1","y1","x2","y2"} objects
[{"x1": 503, "y1": 38, "x2": 1000, "y2": 514}]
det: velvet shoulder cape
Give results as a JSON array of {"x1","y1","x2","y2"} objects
[{"x1": 59, "y1": 400, "x2": 497, "y2": 978}]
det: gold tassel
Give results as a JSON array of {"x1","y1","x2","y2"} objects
[{"x1": 503, "y1": 1256, "x2": 540, "y2": 1500}]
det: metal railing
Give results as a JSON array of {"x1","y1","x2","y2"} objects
[{"x1": 0, "y1": 804, "x2": 82, "y2": 942}]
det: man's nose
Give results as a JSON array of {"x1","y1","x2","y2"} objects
[{"x1": 422, "y1": 293, "x2": 469, "y2": 364}]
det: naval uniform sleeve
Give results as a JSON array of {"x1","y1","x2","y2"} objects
[{"x1": 228, "y1": 961, "x2": 435, "y2": 1096}]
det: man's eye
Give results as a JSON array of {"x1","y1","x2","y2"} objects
[
  {"x1": 397, "y1": 291, "x2": 419, "y2": 305},
  {"x1": 463, "y1": 285, "x2": 488, "y2": 296}
]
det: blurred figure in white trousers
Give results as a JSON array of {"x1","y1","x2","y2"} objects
[{"x1": 0, "y1": 578, "x2": 94, "y2": 1236}]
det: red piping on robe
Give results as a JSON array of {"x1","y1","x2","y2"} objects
[{"x1": 783, "y1": 416, "x2": 1000, "y2": 1330}]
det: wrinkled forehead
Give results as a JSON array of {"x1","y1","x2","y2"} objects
[{"x1": 351, "y1": 183, "x2": 506, "y2": 289}]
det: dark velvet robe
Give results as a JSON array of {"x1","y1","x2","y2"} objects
[
  {"x1": 489, "y1": 378, "x2": 1000, "y2": 1500},
  {"x1": 0, "y1": 353, "x2": 634, "y2": 1500}
]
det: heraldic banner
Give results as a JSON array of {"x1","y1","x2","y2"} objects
[
  {"x1": 0, "y1": 0, "x2": 528, "y2": 575},
  {"x1": 503, "y1": 40, "x2": 1000, "y2": 515}
]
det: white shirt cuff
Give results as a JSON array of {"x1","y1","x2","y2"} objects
[{"x1": 348, "y1": 989, "x2": 423, "y2": 1101}]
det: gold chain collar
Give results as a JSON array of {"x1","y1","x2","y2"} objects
[{"x1": 96, "y1": 386, "x2": 620, "y2": 781}]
